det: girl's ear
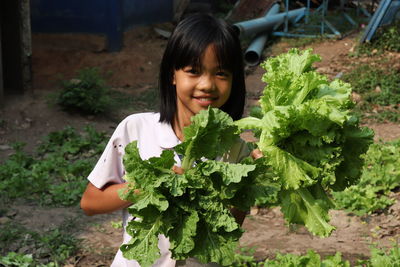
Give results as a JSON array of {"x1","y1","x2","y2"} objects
[{"x1": 172, "y1": 73, "x2": 176, "y2": 85}]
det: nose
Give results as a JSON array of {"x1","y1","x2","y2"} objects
[{"x1": 197, "y1": 74, "x2": 215, "y2": 92}]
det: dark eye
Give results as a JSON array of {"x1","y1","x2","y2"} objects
[
  {"x1": 216, "y1": 70, "x2": 231, "y2": 78},
  {"x1": 183, "y1": 67, "x2": 199, "y2": 75}
]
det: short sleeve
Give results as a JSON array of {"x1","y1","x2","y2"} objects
[{"x1": 87, "y1": 116, "x2": 138, "y2": 189}]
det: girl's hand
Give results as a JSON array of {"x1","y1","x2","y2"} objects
[
  {"x1": 172, "y1": 165, "x2": 185, "y2": 175},
  {"x1": 230, "y1": 207, "x2": 246, "y2": 226},
  {"x1": 251, "y1": 148, "x2": 263, "y2": 159}
]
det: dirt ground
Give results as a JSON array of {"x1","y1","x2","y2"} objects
[{"x1": 1, "y1": 24, "x2": 400, "y2": 266}]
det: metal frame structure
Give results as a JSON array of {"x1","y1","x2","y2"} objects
[
  {"x1": 273, "y1": 0, "x2": 370, "y2": 39},
  {"x1": 359, "y1": 0, "x2": 400, "y2": 43}
]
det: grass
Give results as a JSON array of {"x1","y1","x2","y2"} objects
[
  {"x1": 0, "y1": 218, "x2": 80, "y2": 266},
  {"x1": 352, "y1": 20, "x2": 400, "y2": 56},
  {"x1": 0, "y1": 126, "x2": 108, "y2": 265},
  {"x1": 0, "y1": 126, "x2": 107, "y2": 206},
  {"x1": 343, "y1": 64, "x2": 400, "y2": 122},
  {"x1": 343, "y1": 20, "x2": 400, "y2": 122}
]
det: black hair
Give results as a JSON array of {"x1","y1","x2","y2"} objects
[{"x1": 158, "y1": 13, "x2": 246, "y2": 124}]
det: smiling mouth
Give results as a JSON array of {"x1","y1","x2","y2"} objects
[{"x1": 193, "y1": 96, "x2": 218, "y2": 106}]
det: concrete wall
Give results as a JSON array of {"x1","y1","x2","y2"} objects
[{"x1": 31, "y1": 0, "x2": 174, "y2": 51}]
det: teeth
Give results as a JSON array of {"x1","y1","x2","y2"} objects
[{"x1": 198, "y1": 98, "x2": 213, "y2": 101}]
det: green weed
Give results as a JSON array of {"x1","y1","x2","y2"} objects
[
  {"x1": 333, "y1": 139, "x2": 400, "y2": 215},
  {"x1": 356, "y1": 243, "x2": 400, "y2": 266},
  {"x1": 111, "y1": 220, "x2": 123, "y2": 229},
  {"x1": 0, "y1": 253, "x2": 36, "y2": 267},
  {"x1": 0, "y1": 218, "x2": 79, "y2": 266},
  {"x1": 0, "y1": 126, "x2": 107, "y2": 206},
  {"x1": 57, "y1": 67, "x2": 111, "y2": 115}
]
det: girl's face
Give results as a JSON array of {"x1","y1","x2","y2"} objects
[{"x1": 173, "y1": 45, "x2": 232, "y2": 125}]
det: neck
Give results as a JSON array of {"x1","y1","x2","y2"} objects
[{"x1": 173, "y1": 111, "x2": 192, "y2": 141}]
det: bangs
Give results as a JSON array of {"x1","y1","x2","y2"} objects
[{"x1": 172, "y1": 27, "x2": 238, "y2": 72}]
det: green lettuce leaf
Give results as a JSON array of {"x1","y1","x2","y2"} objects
[
  {"x1": 235, "y1": 48, "x2": 374, "y2": 237},
  {"x1": 120, "y1": 211, "x2": 164, "y2": 267},
  {"x1": 120, "y1": 107, "x2": 259, "y2": 266},
  {"x1": 280, "y1": 185, "x2": 335, "y2": 237},
  {"x1": 175, "y1": 107, "x2": 238, "y2": 170},
  {"x1": 168, "y1": 210, "x2": 199, "y2": 259}
]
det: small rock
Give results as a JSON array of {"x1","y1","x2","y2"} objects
[
  {"x1": 351, "y1": 92, "x2": 362, "y2": 103},
  {"x1": 70, "y1": 78, "x2": 82, "y2": 85},
  {"x1": 250, "y1": 206, "x2": 259, "y2": 216},
  {"x1": 6, "y1": 210, "x2": 17, "y2": 217},
  {"x1": 18, "y1": 245, "x2": 33, "y2": 254},
  {"x1": 334, "y1": 72, "x2": 343, "y2": 79},
  {"x1": 0, "y1": 144, "x2": 11, "y2": 151},
  {"x1": 0, "y1": 217, "x2": 11, "y2": 224},
  {"x1": 20, "y1": 122, "x2": 31, "y2": 129}
]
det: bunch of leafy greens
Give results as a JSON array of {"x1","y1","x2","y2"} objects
[
  {"x1": 263, "y1": 250, "x2": 350, "y2": 267},
  {"x1": 356, "y1": 243, "x2": 400, "y2": 266},
  {"x1": 119, "y1": 107, "x2": 278, "y2": 267},
  {"x1": 235, "y1": 48, "x2": 374, "y2": 237},
  {"x1": 333, "y1": 139, "x2": 400, "y2": 215},
  {"x1": 234, "y1": 243, "x2": 400, "y2": 266}
]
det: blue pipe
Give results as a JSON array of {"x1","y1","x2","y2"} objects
[
  {"x1": 244, "y1": 3, "x2": 280, "y2": 66},
  {"x1": 233, "y1": 7, "x2": 306, "y2": 38}
]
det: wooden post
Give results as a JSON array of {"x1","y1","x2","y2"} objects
[
  {"x1": 0, "y1": 22, "x2": 3, "y2": 105},
  {"x1": 0, "y1": 0, "x2": 31, "y2": 97},
  {"x1": 21, "y1": 0, "x2": 32, "y2": 94}
]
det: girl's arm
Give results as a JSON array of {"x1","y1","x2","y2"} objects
[{"x1": 80, "y1": 182, "x2": 133, "y2": 216}]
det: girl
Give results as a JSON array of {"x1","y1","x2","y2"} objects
[{"x1": 80, "y1": 13, "x2": 251, "y2": 267}]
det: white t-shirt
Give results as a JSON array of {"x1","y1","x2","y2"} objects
[{"x1": 87, "y1": 112, "x2": 249, "y2": 267}]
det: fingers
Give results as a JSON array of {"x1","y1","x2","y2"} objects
[
  {"x1": 172, "y1": 165, "x2": 185, "y2": 175},
  {"x1": 251, "y1": 148, "x2": 263, "y2": 159}
]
